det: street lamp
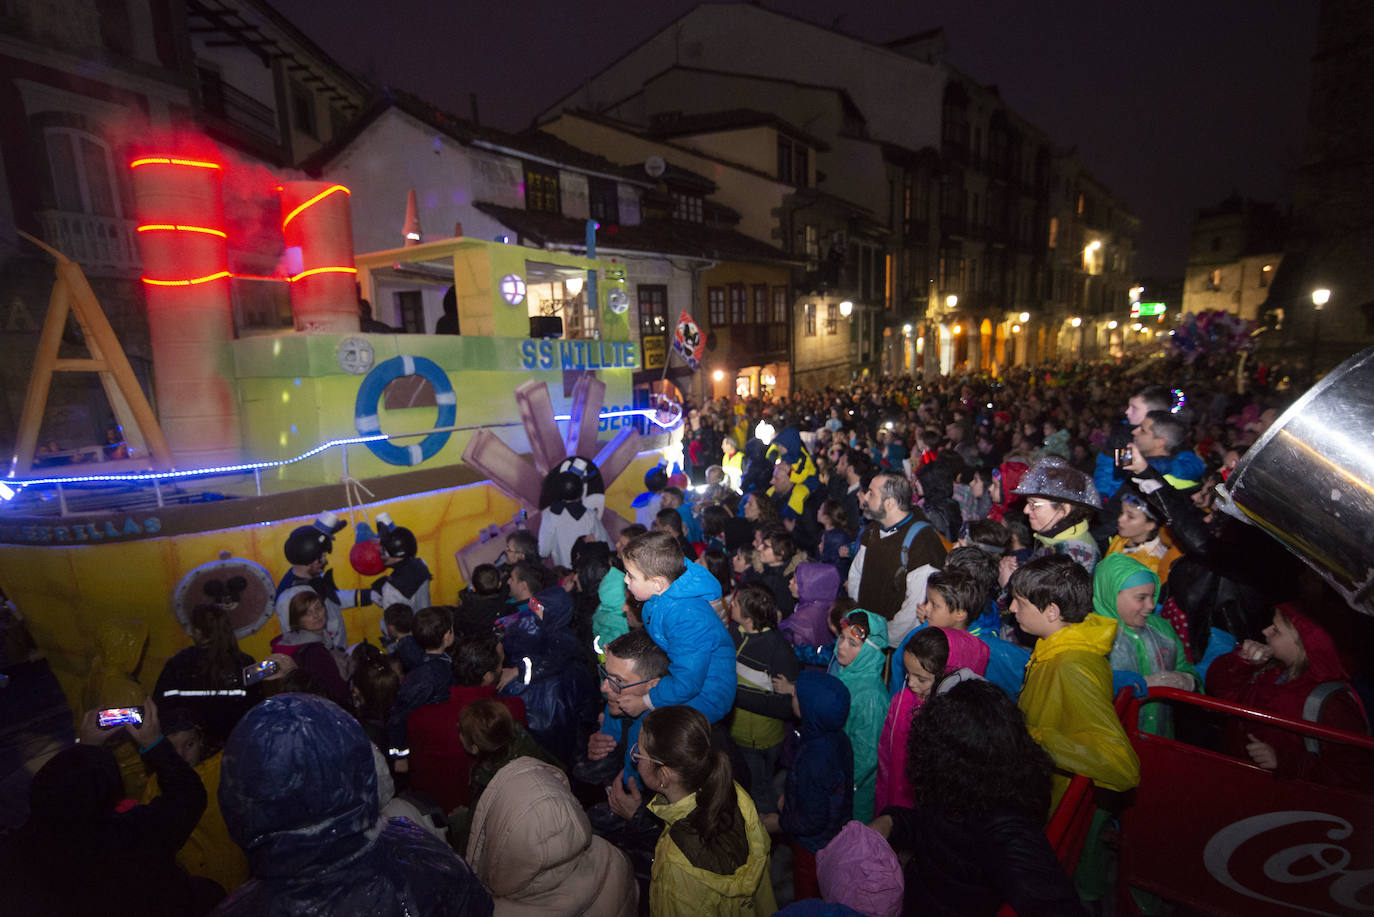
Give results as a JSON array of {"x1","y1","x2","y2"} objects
[
  {"x1": 1107, "y1": 320, "x2": 1118, "y2": 330},
  {"x1": 712, "y1": 369, "x2": 725, "y2": 382},
  {"x1": 1018, "y1": 311, "x2": 1030, "y2": 323},
  {"x1": 1070, "y1": 317, "x2": 1082, "y2": 328},
  {"x1": 902, "y1": 323, "x2": 913, "y2": 335},
  {"x1": 946, "y1": 294, "x2": 958, "y2": 308},
  {"x1": 839, "y1": 300, "x2": 853, "y2": 317},
  {"x1": 952, "y1": 324, "x2": 962, "y2": 334},
  {"x1": 1311, "y1": 288, "x2": 1331, "y2": 369}
]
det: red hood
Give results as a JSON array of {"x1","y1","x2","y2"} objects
[{"x1": 1279, "y1": 603, "x2": 1350, "y2": 683}]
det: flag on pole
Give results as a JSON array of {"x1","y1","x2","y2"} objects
[{"x1": 673, "y1": 310, "x2": 704, "y2": 370}]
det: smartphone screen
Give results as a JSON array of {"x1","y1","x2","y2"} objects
[
  {"x1": 97, "y1": 706, "x2": 144, "y2": 728},
  {"x1": 242, "y1": 659, "x2": 278, "y2": 686}
]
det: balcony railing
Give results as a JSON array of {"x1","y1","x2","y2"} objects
[
  {"x1": 34, "y1": 210, "x2": 140, "y2": 274},
  {"x1": 199, "y1": 70, "x2": 281, "y2": 145}
]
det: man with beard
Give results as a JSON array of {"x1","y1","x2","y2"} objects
[{"x1": 846, "y1": 472, "x2": 946, "y2": 645}]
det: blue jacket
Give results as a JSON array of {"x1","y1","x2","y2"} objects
[
  {"x1": 644, "y1": 560, "x2": 736, "y2": 723},
  {"x1": 782, "y1": 670, "x2": 853, "y2": 852},
  {"x1": 217, "y1": 694, "x2": 492, "y2": 916},
  {"x1": 499, "y1": 587, "x2": 600, "y2": 767},
  {"x1": 1094, "y1": 448, "x2": 1205, "y2": 499}
]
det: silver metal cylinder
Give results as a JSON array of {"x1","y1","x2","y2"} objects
[{"x1": 1217, "y1": 346, "x2": 1374, "y2": 612}]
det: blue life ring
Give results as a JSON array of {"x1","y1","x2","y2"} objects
[{"x1": 354, "y1": 355, "x2": 457, "y2": 465}]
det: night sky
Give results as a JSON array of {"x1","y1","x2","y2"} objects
[{"x1": 271, "y1": 0, "x2": 1319, "y2": 279}]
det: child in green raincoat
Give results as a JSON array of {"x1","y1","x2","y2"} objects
[
  {"x1": 1092, "y1": 553, "x2": 1198, "y2": 738},
  {"x1": 826, "y1": 608, "x2": 889, "y2": 824}
]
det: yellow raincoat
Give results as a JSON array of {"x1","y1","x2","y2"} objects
[
  {"x1": 143, "y1": 751, "x2": 250, "y2": 893},
  {"x1": 83, "y1": 618, "x2": 149, "y2": 798},
  {"x1": 1018, "y1": 613, "x2": 1140, "y2": 808},
  {"x1": 647, "y1": 783, "x2": 776, "y2": 916}
]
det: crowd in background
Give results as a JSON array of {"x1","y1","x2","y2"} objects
[{"x1": 4, "y1": 355, "x2": 1372, "y2": 917}]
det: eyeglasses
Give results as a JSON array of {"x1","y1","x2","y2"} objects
[
  {"x1": 1025, "y1": 498, "x2": 1058, "y2": 510},
  {"x1": 598, "y1": 663, "x2": 654, "y2": 694},
  {"x1": 630, "y1": 741, "x2": 665, "y2": 767}
]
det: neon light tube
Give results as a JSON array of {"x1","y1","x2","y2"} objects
[
  {"x1": 281, "y1": 185, "x2": 351, "y2": 229},
  {"x1": 142, "y1": 271, "x2": 232, "y2": 286},
  {"x1": 290, "y1": 266, "x2": 358, "y2": 282},
  {"x1": 137, "y1": 224, "x2": 228, "y2": 238},
  {"x1": 129, "y1": 157, "x2": 222, "y2": 170}
]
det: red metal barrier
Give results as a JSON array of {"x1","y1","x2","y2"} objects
[
  {"x1": 995, "y1": 692, "x2": 1134, "y2": 916},
  {"x1": 1117, "y1": 687, "x2": 1374, "y2": 916}
]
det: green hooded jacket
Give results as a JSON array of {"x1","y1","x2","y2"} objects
[
  {"x1": 1091, "y1": 553, "x2": 1198, "y2": 736},
  {"x1": 828, "y1": 609, "x2": 888, "y2": 823}
]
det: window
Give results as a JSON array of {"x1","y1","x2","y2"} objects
[
  {"x1": 291, "y1": 82, "x2": 317, "y2": 138},
  {"x1": 938, "y1": 246, "x2": 964, "y2": 290},
  {"x1": 590, "y1": 178, "x2": 620, "y2": 224},
  {"x1": 1207, "y1": 269, "x2": 1222, "y2": 291},
  {"x1": 804, "y1": 224, "x2": 819, "y2": 271},
  {"x1": 395, "y1": 291, "x2": 425, "y2": 334},
  {"x1": 772, "y1": 287, "x2": 788, "y2": 324},
  {"x1": 638, "y1": 284, "x2": 667, "y2": 336},
  {"x1": 1048, "y1": 217, "x2": 1058, "y2": 249},
  {"x1": 804, "y1": 302, "x2": 816, "y2": 337},
  {"x1": 41, "y1": 127, "x2": 121, "y2": 217},
  {"x1": 565, "y1": 295, "x2": 597, "y2": 339},
  {"x1": 752, "y1": 284, "x2": 768, "y2": 324},
  {"x1": 671, "y1": 192, "x2": 702, "y2": 222},
  {"x1": 96, "y1": 0, "x2": 135, "y2": 56},
  {"x1": 826, "y1": 302, "x2": 838, "y2": 334},
  {"x1": 708, "y1": 287, "x2": 726, "y2": 326},
  {"x1": 777, "y1": 136, "x2": 808, "y2": 186},
  {"x1": 1076, "y1": 193, "x2": 1085, "y2": 216},
  {"x1": 525, "y1": 165, "x2": 560, "y2": 214},
  {"x1": 728, "y1": 284, "x2": 746, "y2": 325}
]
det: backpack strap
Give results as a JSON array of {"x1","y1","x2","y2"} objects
[
  {"x1": 899, "y1": 519, "x2": 930, "y2": 570},
  {"x1": 1302, "y1": 681, "x2": 1349, "y2": 755}
]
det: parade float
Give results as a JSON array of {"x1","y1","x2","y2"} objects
[{"x1": 0, "y1": 149, "x2": 681, "y2": 710}]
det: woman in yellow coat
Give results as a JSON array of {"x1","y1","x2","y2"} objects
[{"x1": 636, "y1": 705, "x2": 775, "y2": 916}]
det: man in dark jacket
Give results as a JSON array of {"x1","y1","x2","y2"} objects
[
  {"x1": 0, "y1": 699, "x2": 218, "y2": 916},
  {"x1": 216, "y1": 693, "x2": 493, "y2": 916}
]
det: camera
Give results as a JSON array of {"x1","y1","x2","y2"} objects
[{"x1": 1114, "y1": 446, "x2": 1133, "y2": 469}]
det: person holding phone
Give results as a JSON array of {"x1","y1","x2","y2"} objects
[{"x1": 0, "y1": 697, "x2": 224, "y2": 915}]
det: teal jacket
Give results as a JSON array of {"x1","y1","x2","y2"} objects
[
  {"x1": 828, "y1": 609, "x2": 889, "y2": 823},
  {"x1": 592, "y1": 568, "x2": 628, "y2": 653}
]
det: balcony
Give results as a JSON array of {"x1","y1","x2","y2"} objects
[
  {"x1": 35, "y1": 210, "x2": 140, "y2": 274},
  {"x1": 199, "y1": 69, "x2": 281, "y2": 146},
  {"x1": 723, "y1": 324, "x2": 789, "y2": 360}
]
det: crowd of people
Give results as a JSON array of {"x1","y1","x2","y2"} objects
[{"x1": 4, "y1": 357, "x2": 1373, "y2": 916}]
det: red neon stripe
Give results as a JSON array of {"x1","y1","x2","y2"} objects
[
  {"x1": 137, "y1": 224, "x2": 228, "y2": 238},
  {"x1": 233, "y1": 273, "x2": 290, "y2": 282},
  {"x1": 290, "y1": 266, "x2": 357, "y2": 282},
  {"x1": 129, "y1": 157, "x2": 222, "y2": 170},
  {"x1": 281, "y1": 185, "x2": 350, "y2": 229},
  {"x1": 142, "y1": 270, "x2": 232, "y2": 286}
]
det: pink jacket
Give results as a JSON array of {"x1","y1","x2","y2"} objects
[{"x1": 875, "y1": 628, "x2": 990, "y2": 812}]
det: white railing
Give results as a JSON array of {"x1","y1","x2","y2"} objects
[{"x1": 34, "y1": 210, "x2": 140, "y2": 274}]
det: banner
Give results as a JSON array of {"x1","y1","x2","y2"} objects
[{"x1": 672, "y1": 310, "x2": 704, "y2": 370}]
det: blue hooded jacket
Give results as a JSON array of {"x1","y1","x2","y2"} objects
[
  {"x1": 644, "y1": 559, "x2": 735, "y2": 723},
  {"x1": 781, "y1": 671, "x2": 853, "y2": 853},
  {"x1": 216, "y1": 694, "x2": 492, "y2": 916},
  {"x1": 499, "y1": 587, "x2": 600, "y2": 767},
  {"x1": 1094, "y1": 448, "x2": 1206, "y2": 499}
]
